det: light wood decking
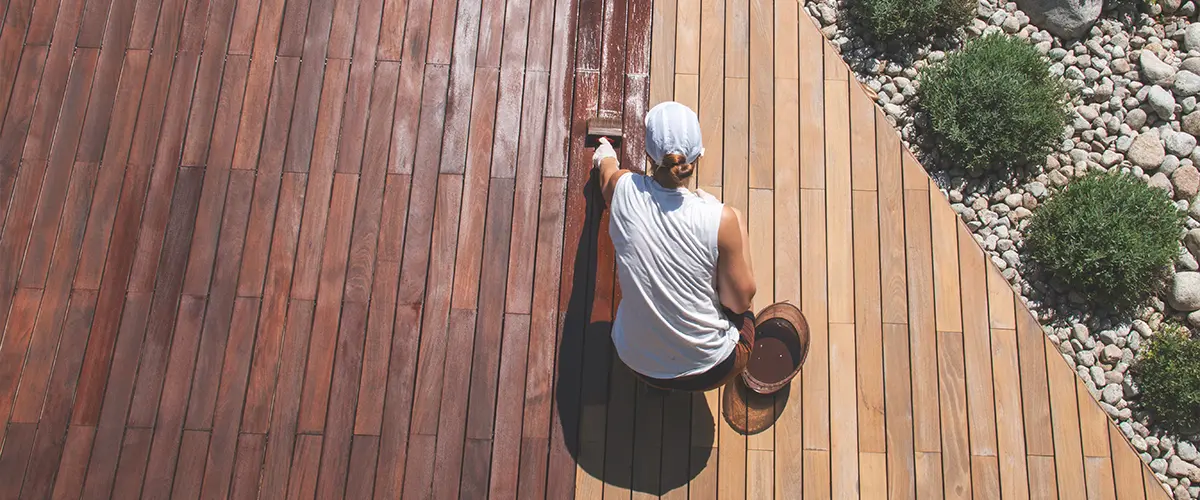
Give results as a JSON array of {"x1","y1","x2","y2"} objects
[{"x1": 0, "y1": 0, "x2": 1172, "y2": 496}]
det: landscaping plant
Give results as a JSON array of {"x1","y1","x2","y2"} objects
[
  {"x1": 1026, "y1": 173, "x2": 1184, "y2": 311},
  {"x1": 850, "y1": 0, "x2": 975, "y2": 42},
  {"x1": 1131, "y1": 323, "x2": 1200, "y2": 435},
  {"x1": 918, "y1": 34, "x2": 1071, "y2": 173}
]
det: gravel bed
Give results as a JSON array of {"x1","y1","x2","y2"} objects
[{"x1": 805, "y1": 0, "x2": 1200, "y2": 497}]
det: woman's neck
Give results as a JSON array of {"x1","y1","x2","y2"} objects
[{"x1": 651, "y1": 168, "x2": 684, "y2": 190}]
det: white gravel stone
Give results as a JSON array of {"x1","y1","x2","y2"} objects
[
  {"x1": 1180, "y1": 442, "x2": 1200, "y2": 462},
  {"x1": 1102, "y1": 383, "x2": 1123, "y2": 404},
  {"x1": 1130, "y1": 130, "x2": 1168, "y2": 169},
  {"x1": 1179, "y1": 71, "x2": 1200, "y2": 97},
  {"x1": 1102, "y1": 344, "x2": 1124, "y2": 364},
  {"x1": 1151, "y1": 85, "x2": 1179, "y2": 119},
  {"x1": 1143, "y1": 50, "x2": 1180, "y2": 86},
  {"x1": 1171, "y1": 272, "x2": 1200, "y2": 311},
  {"x1": 1187, "y1": 24, "x2": 1200, "y2": 52},
  {"x1": 1152, "y1": 171, "x2": 1177, "y2": 195},
  {"x1": 1169, "y1": 131, "x2": 1200, "y2": 157}
]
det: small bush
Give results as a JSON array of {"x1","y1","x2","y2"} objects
[
  {"x1": 1131, "y1": 324, "x2": 1200, "y2": 434},
  {"x1": 850, "y1": 0, "x2": 975, "y2": 42},
  {"x1": 1026, "y1": 173, "x2": 1184, "y2": 311},
  {"x1": 918, "y1": 34, "x2": 1071, "y2": 173}
]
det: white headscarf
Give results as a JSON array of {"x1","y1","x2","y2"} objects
[{"x1": 644, "y1": 101, "x2": 704, "y2": 166}]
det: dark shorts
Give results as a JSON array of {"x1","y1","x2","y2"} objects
[{"x1": 637, "y1": 309, "x2": 756, "y2": 392}]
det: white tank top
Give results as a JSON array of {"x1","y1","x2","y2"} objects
[{"x1": 609, "y1": 174, "x2": 738, "y2": 379}]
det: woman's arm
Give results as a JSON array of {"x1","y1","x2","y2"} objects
[
  {"x1": 716, "y1": 205, "x2": 756, "y2": 313},
  {"x1": 593, "y1": 138, "x2": 631, "y2": 206}
]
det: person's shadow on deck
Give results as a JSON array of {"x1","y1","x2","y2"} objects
[{"x1": 554, "y1": 173, "x2": 715, "y2": 495}]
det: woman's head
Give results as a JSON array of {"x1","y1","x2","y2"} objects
[{"x1": 645, "y1": 102, "x2": 703, "y2": 188}]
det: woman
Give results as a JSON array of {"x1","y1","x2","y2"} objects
[{"x1": 591, "y1": 101, "x2": 757, "y2": 392}]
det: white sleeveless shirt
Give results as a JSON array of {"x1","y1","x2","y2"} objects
[{"x1": 609, "y1": 174, "x2": 738, "y2": 379}]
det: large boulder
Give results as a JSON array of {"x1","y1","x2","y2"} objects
[
  {"x1": 1128, "y1": 130, "x2": 1166, "y2": 169},
  {"x1": 1170, "y1": 272, "x2": 1200, "y2": 312},
  {"x1": 1143, "y1": 51, "x2": 1179, "y2": 87},
  {"x1": 1016, "y1": 0, "x2": 1102, "y2": 39}
]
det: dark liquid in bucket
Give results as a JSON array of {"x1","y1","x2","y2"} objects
[{"x1": 747, "y1": 318, "x2": 800, "y2": 384}]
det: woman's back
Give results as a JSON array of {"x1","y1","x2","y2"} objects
[{"x1": 608, "y1": 174, "x2": 738, "y2": 379}]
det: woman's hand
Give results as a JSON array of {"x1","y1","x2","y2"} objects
[{"x1": 592, "y1": 137, "x2": 618, "y2": 169}]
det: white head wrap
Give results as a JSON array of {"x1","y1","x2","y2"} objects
[{"x1": 644, "y1": 101, "x2": 704, "y2": 166}]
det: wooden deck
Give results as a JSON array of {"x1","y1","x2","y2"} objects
[{"x1": 0, "y1": 0, "x2": 1173, "y2": 497}]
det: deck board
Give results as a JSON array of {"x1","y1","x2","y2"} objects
[{"x1": 0, "y1": 0, "x2": 1168, "y2": 497}]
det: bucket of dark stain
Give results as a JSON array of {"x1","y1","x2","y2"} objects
[{"x1": 741, "y1": 303, "x2": 809, "y2": 395}]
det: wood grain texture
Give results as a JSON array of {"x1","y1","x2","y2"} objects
[{"x1": 0, "y1": 0, "x2": 1162, "y2": 497}]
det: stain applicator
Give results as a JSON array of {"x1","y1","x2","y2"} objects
[{"x1": 585, "y1": 113, "x2": 624, "y2": 148}]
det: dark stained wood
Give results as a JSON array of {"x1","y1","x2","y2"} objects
[
  {"x1": 259, "y1": 300, "x2": 315, "y2": 498},
  {"x1": 126, "y1": 166, "x2": 205, "y2": 429},
  {"x1": 449, "y1": 68, "x2": 498, "y2": 310},
  {"x1": 179, "y1": 0, "x2": 241, "y2": 166},
  {"x1": 343, "y1": 63, "x2": 400, "y2": 303},
  {"x1": 17, "y1": 51, "x2": 97, "y2": 289},
  {"x1": 109, "y1": 427, "x2": 153, "y2": 499},
  {"x1": 137, "y1": 295, "x2": 207, "y2": 499},
  {"x1": 232, "y1": 56, "x2": 299, "y2": 172},
  {"x1": 240, "y1": 172, "x2": 306, "y2": 433},
  {"x1": 352, "y1": 173, "x2": 404, "y2": 428},
  {"x1": 15, "y1": 290, "x2": 97, "y2": 498},
  {"x1": 430, "y1": 309, "x2": 479, "y2": 499},
  {"x1": 373, "y1": 303, "x2": 421, "y2": 499},
  {"x1": 345, "y1": 435, "x2": 380, "y2": 499},
  {"x1": 487, "y1": 313, "x2": 529, "y2": 498},
  {"x1": 388, "y1": 0, "x2": 437, "y2": 175},
  {"x1": 315, "y1": 301, "x2": 369, "y2": 499},
  {"x1": 48, "y1": 424, "x2": 94, "y2": 499},
  {"x1": 298, "y1": 172, "x2": 358, "y2": 433},
  {"x1": 229, "y1": 433, "x2": 267, "y2": 500},
  {"x1": 170, "y1": 429, "x2": 210, "y2": 499},
  {"x1": 437, "y1": 0, "x2": 483, "y2": 175},
  {"x1": 0, "y1": 46, "x2": 48, "y2": 165},
  {"x1": 197, "y1": 298, "x2": 262, "y2": 498},
  {"x1": 405, "y1": 174, "x2": 464, "y2": 436},
  {"x1": 184, "y1": 169, "x2": 255, "y2": 429},
  {"x1": 287, "y1": 60, "x2": 350, "y2": 298},
  {"x1": 71, "y1": 160, "x2": 151, "y2": 425},
  {"x1": 463, "y1": 178, "x2": 515, "y2": 488},
  {"x1": 286, "y1": 434, "x2": 322, "y2": 499},
  {"x1": 506, "y1": 71, "x2": 550, "y2": 313},
  {"x1": 0, "y1": 288, "x2": 42, "y2": 427},
  {"x1": 0, "y1": 161, "x2": 46, "y2": 343},
  {"x1": 0, "y1": 422, "x2": 36, "y2": 496},
  {"x1": 22, "y1": 0, "x2": 91, "y2": 162},
  {"x1": 395, "y1": 66, "x2": 450, "y2": 303},
  {"x1": 78, "y1": 292, "x2": 151, "y2": 496},
  {"x1": 124, "y1": 53, "x2": 200, "y2": 291},
  {"x1": 354, "y1": 259, "x2": 401, "y2": 435},
  {"x1": 275, "y1": 0, "x2": 312, "y2": 56}
]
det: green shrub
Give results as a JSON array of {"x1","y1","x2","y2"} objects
[
  {"x1": 1131, "y1": 324, "x2": 1200, "y2": 434},
  {"x1": 918, "y1": 34, "x2": 1071, "y2": 173},
  {"x1": 850, "y1": 0, "x2": 975, "y2": 42},
  {"x1": 1026, "y1": 173, "x2": 1183, "y2": 311}
]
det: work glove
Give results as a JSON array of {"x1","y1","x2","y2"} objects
[{"x1": 592, "y1": 137, "x2": 618, "y2": 169}]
